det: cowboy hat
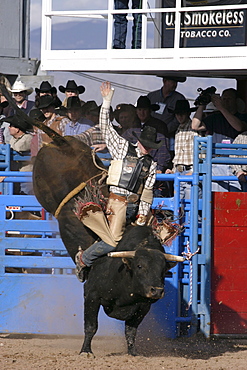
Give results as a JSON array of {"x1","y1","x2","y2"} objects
[
  {"x1": 132, "y1": 126, "x2": 162, "y2": 149},
  {"x1": 136, "y1": 96, "x2": 160, "y2": 111},
  {"x1": 0, "y1": 115, "x2": 33, "y2": 133},
  {"x1": 59, "y1": 80, "x2": 85, "y2": 94},
  {"x1": 168, "y1": 100, "x2": 197, "y2": 114},
  {"x1": 35, "y1": 81, "x2": 57, "y2": 95},
  {"x1": 66, "y1": 96, "x2": 82, "y2": 110},
  {"x1": 81, "y1": 100, "x2": 101, "y2": 116},
  {"x1": 37, "y1": 95, "x2": 57, "y2": 109},
  {"x1": 113, "y1": 103, "x2": 137, "y2": 123},
  {"x1": 10, "y1": 80, "x2": 33, "y2": 95}
]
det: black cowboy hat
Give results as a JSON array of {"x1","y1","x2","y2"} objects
[
  {"x1": 113, "y1": 103, "x2": 137, "y2": 123},
  {"x1": 136, "y1": 96, "x2": 160, "y2": 111},
  {"x1": 35, "y1": 81, "x2": 57, "y2": 95},
  {"x1": 29, "y1": 108, "x2": 46, "y2": 122},
  {"x1": 168, "y1": 100, "x2": 197, "y2": 114},
  {"x1": 132, "y1": 126, "x2": 162, "y2": 149},
  {"x1": 157, "y1": 75, "x2": 187, "y2": 83},
  {"x1": 81, "y1": 100, "x2": 100, "y2": 116},
  {"x1": 37, "y1": 95, "x2": 57, "y2": 109},
  {"x1": 0, "y1": 115, "x2": 33, "y2": 133},
  {"x1": 59, "y1": 80, "x2": 85, "y2": 94},
  {"x1": 67, "y1": 96, "x2": 82, "y2": 110}
]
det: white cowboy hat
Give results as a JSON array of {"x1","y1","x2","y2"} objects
[{"x1": 10, "y1": 80, "x2": 33, "y2": 95}]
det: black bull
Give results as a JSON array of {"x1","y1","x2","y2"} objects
[
  {"x1": 0, "y1": 85, "x2": 180, "y2": 356},
  {"x1": 33, "y1": 137, "x2": 178, "y2": 356}
]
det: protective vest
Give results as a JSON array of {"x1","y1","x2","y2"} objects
[{"x1": 107, "y1": 144, "x2": 152, "y2": 194}]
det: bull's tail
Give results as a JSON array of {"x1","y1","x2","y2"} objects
[{"x1": 0, "y1": 83, "x2": 69, "y2": 147}]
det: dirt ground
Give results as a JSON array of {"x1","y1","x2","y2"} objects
[{"x1": 1, "y1": 333, "x2": 247, "y2": 370}]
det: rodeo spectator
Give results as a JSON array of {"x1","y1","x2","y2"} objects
[
  {"x1": 35, "y1": 81, "x2": 62, "y2": 109},
  {"x1": 0, "y1": 100, "x2": 11, "y2": 144},
  {"x1": 10, "y1": 80, "x2": 35, "y2": 114},
  {"x1": 0, "y1": 115, "x2": 33, "y2": 194},
  {"x1": 0, "y1": 74, "x2": 13, "y2": 118},
  {"x1": 113, "y1": 103, "x2": 140, "y2": 135},
  {"x1": 75, "y1": 81, "x2": 161, "y2": 281},
  {"x1": 230, "y1": 131, "x2": 247, "y2": 192},
  {"x1": 136, "y1": 95, "x2": 169, "y2": 138},
  {"x1": 31, "y1": 95, "x2": 70, "y2": 156},
  {"x1": 59, "y1": 80, "x2": 85, "y2": 108},
  {"x1": 81, "y1": 100, "x2": 102, "y2": 125},
  {"x1": 147, "y1": 75, "x2": 186, "y2": 158},
  {"x1": 65, "y1": 97, "x2": 94, "y2": 136},
  {"x1": 113, "y1": 0, "x2": 142, "y2": 49},
  {"x1": 165, "y1": 100, "x2": 201, "y2": 199},
  {"x1": 192, "y1": 88, "x2": 247, "y2": 192}
]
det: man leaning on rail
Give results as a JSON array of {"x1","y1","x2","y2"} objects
[{"x1": 192, "y1": 88, "x2": 247, "y2": 192}]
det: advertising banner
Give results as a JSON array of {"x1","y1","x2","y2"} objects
[{"x1": 162, "y1": 1, "x2": 247, "y2": 47}]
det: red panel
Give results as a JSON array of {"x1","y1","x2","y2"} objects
[
  {"x1": 212, "y1": 291, "x2": 247, "y2": 312},
  {"x1": 211, "y1": 312, "x2": 247, "y2": 334},
  {"x1": 211, "y1": 193, "x2": 247, "y2": 335}
]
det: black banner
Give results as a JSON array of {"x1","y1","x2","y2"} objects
[{"x1": 162, "y1": 7, "x2": 247, "y2": 47}]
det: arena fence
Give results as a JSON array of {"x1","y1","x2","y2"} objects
[{"x1": 0, "y1": 138, "x2": 247, "y2": 337}]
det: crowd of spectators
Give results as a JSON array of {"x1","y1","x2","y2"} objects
[{"x1": 1, "y1": 73, "x2": 247, "y2": 198}]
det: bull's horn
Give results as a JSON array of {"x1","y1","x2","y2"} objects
[
  {"x1": 164, "y1": 253, "x2": 185, "y2": 262},
  {"x1": 108, "y1": 251, "x2": 136, "y2": 258}
]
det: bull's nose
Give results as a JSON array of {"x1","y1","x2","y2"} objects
[{"x1": 147, "y1": 286, "x2": 164, "y2": 299}]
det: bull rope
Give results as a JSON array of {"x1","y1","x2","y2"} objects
[
  {"x1": 91, "y1": 149, "x2": 109, "y2": 174},
  {"x1": 54, "y1": 171, "x2": 107, "y2": 218},
  {"x1": 182, "y1": 241, "x2": 200, "y2": 310}
]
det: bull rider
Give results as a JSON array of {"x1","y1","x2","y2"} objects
[{"x1": 75, "y1": 82, "x2": 162, "y2": 281}]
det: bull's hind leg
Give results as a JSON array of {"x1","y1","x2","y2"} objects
[
  {"x1": 125, "y1": 304, "x2": 151, "y2": 356},
  {"x1": 80, "y1": 293, "x2": 100, "y2": 357}
]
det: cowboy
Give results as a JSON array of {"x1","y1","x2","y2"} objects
[
  {"x1": 136, "y1": 95, "x2": 168, "y2": 138},
  {"x1": 59, "y1": 80, "x2": 85, "y2": 108},
  {"x1": 75, "y1": 81, "x2": 162, "y2": 281},
  {"x1": 81, "y1": 100, "x2": 101, "y2": 125},
  {"x1": 0, "y1": 115, "x2": 33, "y2": 194},
  {"x1": 65, "y1": 97, "x2": 95, "y2": 136},
  {"x1": 147, "y1": 75, "x2": 187, "y2": 158},
  {"x1": 165, "y1": 99, "x2": 201, "y2": 199},
  {"x1": 192, "y1": 88, "x2": 247, "y2": 192},
  {"x1": 35, "y1": 81, "x2": 62, "y2": 108},
  {"x1": 31, "y1": 95, "x2": 70, "y2": 156},
  {"x1": 0, "y1": 100, "x2": 10, "y2": 143},
  {"x1": 10, "y1": 80, "x2": 35, "y2": 114}
]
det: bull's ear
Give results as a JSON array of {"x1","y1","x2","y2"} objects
[
  {"x1": 165, "y1": 261, "x2": 178, "y2": 271},
  {"x1": 122, "y1": 257, "x2": 132, "y2": 270}
]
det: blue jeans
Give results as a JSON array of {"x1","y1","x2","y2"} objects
[
  {"x1": 212, "y1": 164, "x2": 241, "y2": 192},
  {"x1": 175, "y1": 169, "x2": 202, "y2": 200},
  {"x1": 113, "y1": 0, "x2": 142, "y2": 49},
  {"x1": 82, "y1": 240, "x2": 115, "y2": 267}
]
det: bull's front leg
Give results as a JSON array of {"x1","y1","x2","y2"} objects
[
  {"x1": 80, "y1": 295, "x2": 100, "y2": 357},
  {"x1": 125, "y1": 323, "x2": 138, "y2": 356},
  {"x1": 125, "y1": 304, "x2": 151, "y2": 356}
]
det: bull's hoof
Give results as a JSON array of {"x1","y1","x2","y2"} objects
[
  {"x1": 128, "y1": 348, "x2": 137, "y2": 356},
  {"x1": 80, "y1": 351, "x2": 95, "y2": 358}
]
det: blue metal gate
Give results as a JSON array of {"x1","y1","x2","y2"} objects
[{"x1": 1, "y1": 139, "x2": 247, "y2": 337}]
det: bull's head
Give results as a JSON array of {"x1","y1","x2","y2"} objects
[{"x1": 108, "y1": 249, "x2": 183, "y2": 300}]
